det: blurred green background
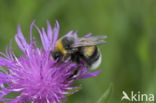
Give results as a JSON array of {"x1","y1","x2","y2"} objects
[{"x1": 0, "y1": 0, "x2": 156, "y2": 103}]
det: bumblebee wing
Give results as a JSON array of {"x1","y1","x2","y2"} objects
[
  {"x1": 80, "y1": 35, "x2": 107, "y2": 41},
  {"x1": 72, "y1": 35, "x2": 107, "y2": 47},
  {"x1": 72, "y1": 41, "x2": 96, "y2": 47}
]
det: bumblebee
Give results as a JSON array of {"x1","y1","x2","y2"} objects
[{"x1": 51, "y1": 34, "x2": 107, "y2": 70}]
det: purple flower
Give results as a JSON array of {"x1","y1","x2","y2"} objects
[{"x1": 0, "y1": 21, "x2": 101, "y2": 103}]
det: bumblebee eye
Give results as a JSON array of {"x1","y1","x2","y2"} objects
[{"x1": 51, "y1": 51, "x2": 62, "y2": 60}]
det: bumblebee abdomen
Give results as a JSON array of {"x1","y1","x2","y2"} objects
[
  {"x1": 80, "y1": 46, "x2": 101, "y2": 69},
  {"x1": 83, "y1": 46, "x2": 96, "y2": 57}
]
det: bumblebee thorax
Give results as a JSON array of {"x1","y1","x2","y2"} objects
[{"x1": 55, "y1": 39, "x2": 67, "y2": 55}]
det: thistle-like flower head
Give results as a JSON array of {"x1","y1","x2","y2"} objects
[{"x1": 0, "y1": 21, "x2": 101, "y2": 103}]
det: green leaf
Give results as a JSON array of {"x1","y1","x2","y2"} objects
[
  {"x1": 3, "y1": 92, "x2": 21, "y2": 99},
  {"x1": 96, "y1": 83, "x2": 113, "y2": 103}
]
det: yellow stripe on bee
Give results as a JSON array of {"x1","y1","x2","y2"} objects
[
  {"x1": 56, "y1": 39, "x2": 67, "y2": 55},
  {"x1": 84, "y1": 46, "x2": 95, "y2": 57}
]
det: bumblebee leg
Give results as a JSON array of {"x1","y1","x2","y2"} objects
[
  {"x1": 67, "y1": 65, "x2": 81, "y2": 80},
  {"x1": 63, "y1": 54, "x2": 71, "y2": 61}
]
